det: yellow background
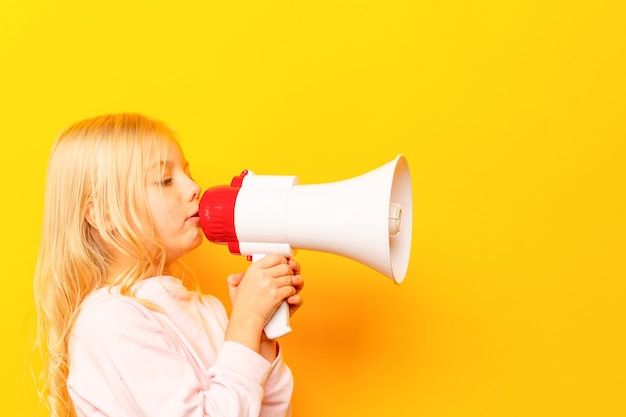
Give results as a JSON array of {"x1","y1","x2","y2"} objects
[{"x1": 2, "y1": 1, "x2": 625, "y2": 416}]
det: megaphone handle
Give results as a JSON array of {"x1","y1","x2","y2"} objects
[
  {"x1": 250, "y1": 254, "x2": 293, "y2": 339},
  {"x1": 264, "y1": 300, "x2": 292, "y2": 339}
]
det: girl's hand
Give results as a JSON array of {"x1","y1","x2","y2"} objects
[
  {"x1": 284, "y1": 258, "x2": 304, "y2": 318},
  {"x1": 259, "y1": 258, "x2": 304, "y2": 347},
  {"x1": 227, "y1": 255, "x2": 304, "y2": 322},
  {"x1": 225, "y1": 254, "x2": 301, "y2": 351}
]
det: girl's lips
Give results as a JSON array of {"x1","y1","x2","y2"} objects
[{"x1": 186, "y1": 212, "x2": 200, "y2": 223}]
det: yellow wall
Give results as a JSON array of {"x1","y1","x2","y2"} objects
[{"x1": 2, "y1": 1, "x2": 625, "y2": 416}]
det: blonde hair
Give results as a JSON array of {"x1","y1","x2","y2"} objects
[{"x1": 33, "y1": 113, "x2": 191, "y2": 417}]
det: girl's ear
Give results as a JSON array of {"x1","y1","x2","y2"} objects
[
  {"x1": 84, "y1": 202, "x2": 99, "y2": 230},
  {"x1": 85, "y1": 202, "x2": 114, "y2": 233}
]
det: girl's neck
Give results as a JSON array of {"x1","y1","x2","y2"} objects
[{"x1": 104, "y1": 259, "x2": 170, "y2": 286}]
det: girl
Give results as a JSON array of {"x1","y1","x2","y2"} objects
[{"x1": 34, "y1": 113, "x2": 304, "y2": 417}]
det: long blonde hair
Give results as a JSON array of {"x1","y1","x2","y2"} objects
[{"x1": 33, "y1": 113, "x2": 186, "y2": 417}]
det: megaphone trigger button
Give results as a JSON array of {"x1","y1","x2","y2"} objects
[{"x1": 230, "y1": 170, "x2": 250, "y2": 187}]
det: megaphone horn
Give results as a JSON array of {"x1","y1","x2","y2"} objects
[{"x1": 199, "y1": 154, "x2": 413, "y2": 338}]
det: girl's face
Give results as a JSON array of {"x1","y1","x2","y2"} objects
[{"x1": 145, "y1": 139, "x2": 203, "y2": 265}]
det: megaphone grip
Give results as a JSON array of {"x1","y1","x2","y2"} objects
[
  {"x1": 250, "y1": 254, "x2": 293, "y2": 339},
  {"x1": 264, "y1": 300, "x2": 292, "y2": 339}
]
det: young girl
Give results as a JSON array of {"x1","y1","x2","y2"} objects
[{"x1": 33, "y1": 113, "x2": 304, "y2": 417}]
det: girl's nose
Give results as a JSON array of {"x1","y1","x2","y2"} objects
[{"x1": 191, "y1": 180, "x2": 201, "y2": 202}]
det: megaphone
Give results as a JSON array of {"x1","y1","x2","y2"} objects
[{"x1": 199, "y1": 154, "x2": 413, "y2": 339}]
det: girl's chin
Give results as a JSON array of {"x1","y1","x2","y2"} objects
[{"x1": 165, "y1": 237, "x2": 204, "y2": 264}]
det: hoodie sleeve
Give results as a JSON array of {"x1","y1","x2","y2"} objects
[
  {"x1": 259, "y1": 343, "x2": 294, "y2": 417},
  {"x1": 67, "y1": 294, "x2": 287, "y2": 417}
]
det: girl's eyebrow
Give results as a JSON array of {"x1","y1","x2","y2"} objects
[
  {"x1": 149, "y1": 160, "x2": 169, "y2": 167},
  {"x1": 150, "y1": 159, "x2": 188, "y2": 171},
  {"x1": 161, "y1": 159, "x2": 189, "y2": 168}
]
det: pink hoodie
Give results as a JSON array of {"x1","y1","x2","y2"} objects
[{"x1": 68, "y1": 276, "x2": 293, "y2": 417}]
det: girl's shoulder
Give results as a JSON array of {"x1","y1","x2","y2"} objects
[
  {"x1": 74, "y1": 283, "x2": 161, "y2": 331},
  {"x1": 75, "y1": 276, "x2": 227, "y2": 334}
]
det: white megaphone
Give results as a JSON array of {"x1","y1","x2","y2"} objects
[{"x1": 199, "y1": 154, "x2": 412, "y2": 339}]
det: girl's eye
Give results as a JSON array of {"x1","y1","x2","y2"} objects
[{"x1": 159, "y1": 178, "x2": 173, "y2": 186}]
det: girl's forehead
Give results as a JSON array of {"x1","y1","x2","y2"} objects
[
  {"x1": 148, "y1": 139, "x2": 187, "y2": 168},
  {"x1": 164, "y1": 139, "x2": 184, "y2": 160}
]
